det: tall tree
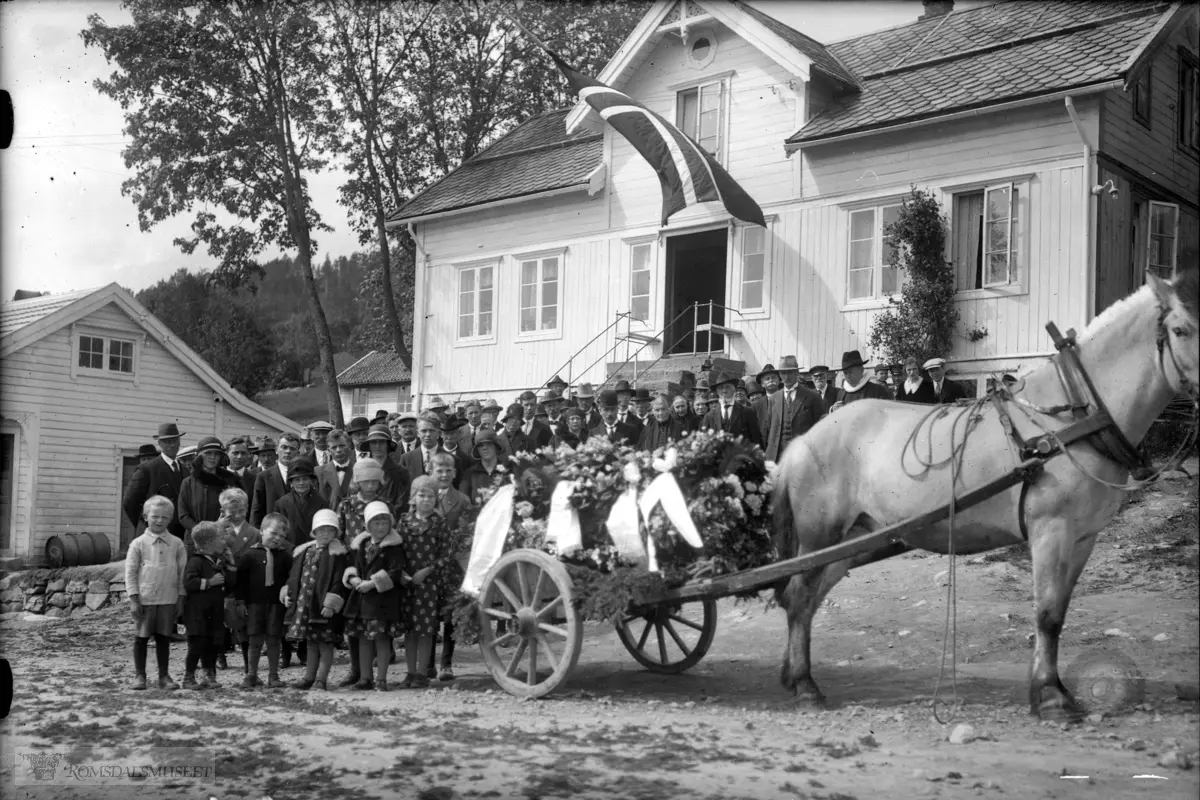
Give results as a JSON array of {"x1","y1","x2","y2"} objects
[{"x1": 82, "y1": 0, "x2": 347, "y2": 426}]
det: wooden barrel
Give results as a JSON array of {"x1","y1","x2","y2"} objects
[{"x1": 44, "y1": 533, "x2": 110, "y2": 567}]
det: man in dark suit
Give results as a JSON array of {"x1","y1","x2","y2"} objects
[
  {"x1": 123, "y1": 422, "x2": 188, "y2": 537},
  {"x1": 517, "y1": 391, "x2": 554, "y2": 448},
  {"x1": 437, "y1": 417, "x2": 475, "y2": 488},
  {"x1": 589, "y1": 389, "x2": 639, "y2": 446},
  {"x1": 809, "y1": 364, "x2": 840, "y2": 415},
  {"x1": 764, "y1": 356, "x2": 823, "y2": 462},
  {"x1": 701, "y1": 372, "x2": 763, "y2": 448},
  {"x1": 575, "y1": 384, "x2": 602, "y2": 431},
  {"x1": 315, "y1": 429, "x2": 356, "y2": 508},
  {"x1": 398, "y1": 413, "x2": 444, "y2": 480},
  {"x1": 250, "y1": 432, "x2": 300, "y2": 527},
  {"x1": 923, "y1": 357, "x2": 969, "y2": 404},
  {"x1": 612, "y1": 380, "x2": 644, "y2": 440},
  {"x1": 226, "y1": 435, "x2": 259, "y2": 496}
]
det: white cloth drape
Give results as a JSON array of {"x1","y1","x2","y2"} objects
[{"x1": 462, "y1": 484, "x2": 515, "y2": 596}]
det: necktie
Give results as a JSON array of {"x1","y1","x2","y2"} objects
[
  {"x1": 424, "y1": 451, "x2": 432, "y2": 474},
  {"x1": 783, "y1": 390, "x2": 795, "y2": 443},
  {"x1": 723, "y1": 405, "x2": 731, "y2": 422},
  {"x1": 607, "y1": 426, "x2": 616, "y2": 438},
  {"x1": 264, "y1": 547, "x2": 275, "y2": 587}
]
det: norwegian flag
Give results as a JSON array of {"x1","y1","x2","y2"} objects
[{"x1": 546, "y1": 49, "x2": 766, "y2": 228}]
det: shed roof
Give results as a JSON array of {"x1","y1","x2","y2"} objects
[{"x1": 336, "y1": 350, "x2": 412, "y2": 387}]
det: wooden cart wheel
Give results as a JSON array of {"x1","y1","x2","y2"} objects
[
  {"x1": 476, "y1": 549, "x2": 583, "y2": 698},
  {"x1": 615, "y1": 598, "x2": 717, "y2": 674}
]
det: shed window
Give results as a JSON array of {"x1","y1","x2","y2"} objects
[
  {"x1": 396, "y1": 387, "x2": 412, "y2": 413},
  {"x1": 78, "y1": 334, "x2": 135, "y2": 374},
  {"x1": 351, "y1": 388, "x2": 368, "y2": 417}
]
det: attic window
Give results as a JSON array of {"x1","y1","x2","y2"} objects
[
  {"x1": 77, "y1": 333, "x2": 135, "y2": 376},
  {"x1": 686, "y1": 28, "x2": 717, "y2": 69}
]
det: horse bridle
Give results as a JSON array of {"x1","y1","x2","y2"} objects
[{"x1": 1155, "y1": 301, "x2": 1199, "y2": 404}]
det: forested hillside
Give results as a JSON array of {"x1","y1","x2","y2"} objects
[{"x1": 135, "y1": 247, "x2": 412, "y2": 399}]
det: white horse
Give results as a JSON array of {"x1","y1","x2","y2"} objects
[{"x1": 772, "y1": 269, "x2": 1198, "y2": 719}]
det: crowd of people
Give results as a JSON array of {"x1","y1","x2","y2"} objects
[{"x1": 119, "y1": 349, "x2": 969, "y2": 693}]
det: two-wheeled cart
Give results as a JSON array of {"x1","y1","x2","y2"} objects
[{"x1": 474, "y1": 458, "x2": 1046, "y2": 697}]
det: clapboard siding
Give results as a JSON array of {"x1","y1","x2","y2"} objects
[
  {"x1": 800, "y1": 100, "x2": 1097, "y2": 200},
  {"x1": 338, "y1": 384, "x2": 411, "y2": 423},
  {"x1": 1, "y1": 298, "x2": 297, "y2": 562},
  {"x1": 1100, "y1": 23, "x2": 1199, "y2": 201},
  {"x1": 610, "y1": 26, "x2": 799, "y2": 229}
]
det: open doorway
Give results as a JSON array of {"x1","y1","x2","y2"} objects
[{"x1": 663, "y1": 228, "x2": 727, "y2": 355}]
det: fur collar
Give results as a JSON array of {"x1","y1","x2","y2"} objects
[
  {"x1": 191, "y1": 462, "x2": 238, "y2": 487},
  {"x1": 292, "y1": 538, "x2": 347, "y2": 557},
  {"x1": 349, "y1": 530, "x2": 402, "y2": 550}
]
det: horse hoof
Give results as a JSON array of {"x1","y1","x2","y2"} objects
[
  {"x1": 791, "y1": 691, "x2": 826, "y2": 710},
  {"x1": 1036, "y1": 700, "x2": 1083, "y2": 723}
]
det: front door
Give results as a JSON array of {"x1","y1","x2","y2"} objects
[{"x1": 664, "y1": 229, "x2": 727, "y2": 356}]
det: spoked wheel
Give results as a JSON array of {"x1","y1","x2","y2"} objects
[
  {"x1": 615, "y1": 598, "x2": 717, "y2": 674},
  {"x1": 476, "y1": 549, "x2": 583, "y2": 698}
]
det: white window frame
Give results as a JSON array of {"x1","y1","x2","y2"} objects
[
  {"x1": 627, "y1": 238, "x2": 656, "y2": 328},
  {"x1": 454, "y1": 259, "x2": 499, "y2": 347},
  {"x1": 69, "y1": 323, "x2": 140, "y2": 383},
  {"x1": 672, "y1": 71, "x2": 734, "y2": 165},
  {"x1": 735, "y1": 218, "x2": 774, "y2": 319},
  {"x1": 982, "y1": 182, "x2": 1016, "y2": 288},
  {"x1": 350, "y1": 387, "x2": 368, "y2": 417},
  {"x1": 844, "y1": 203, "x2": 903, "y2": 305},
  {"x1": 944, "y1": 174, "x2": 1033, "y2": 300},
  {"x1": 513, "y1": 248, "x2": 565, "y2": 342},
  {"x1": 1147, "y1": 201, "x2": 1179, "y2": 279},
  {"x1": 396, "y1": 386, "x2": 412, "y2": 413}
]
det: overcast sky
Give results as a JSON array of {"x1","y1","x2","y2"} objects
[{"x1": 0, "y1": 1, "x2": 961, "y2": 298}]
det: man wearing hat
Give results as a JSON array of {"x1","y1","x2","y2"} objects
[
  {"x1": 830, "y1": 350, "x2": 891, "y2": 413},
  {"x1": 315, "y1": 429, "x2": 356, "y2": 508},
  {"x1": 479, "y1": 399, "x2": 503, "y2": 431},
  {"x1": 424, "y1": 395, "x2": 449, "y2": 423},
  {"x1": 359, "y1": 423, "x2": 412, "y2": 508},
  {"x1": 255, "y1": 436, "x2": 279, "y2": 470},
  {"x1": 298, "y1": 426, "x2": 316, "y2": 459},
  {"x1": 611, "y1": 380, "x2": 643, "y2": 439},
  {"x1": 809, "y1": 365, "x2": 840, "y2": 415},
  {"x1": 539, "y1": 390, "x2": 565, "y2": 431},
  {"x1": 574, "y1": 383, "x2": 602, "y2": 431},
  {"x1": 744, "y1": 378, "x2": 765, "y2": 404},
  {"x1": 137, "y1": 444, "x2": 159, "y2": 466},
  {"x1": 701, "y1": 372, "x2": 763, "y2": 447},
  {"x1": 589, "y1": 389, "x2": 639, "y2": 446},
  {"x1": 436, "y1": 415, "x2": 475, "y2": 487},
  {"x1": 751, "y1": 364, "x2": 779, "y2": 436},
  {"x1": 632, "y1": 388, "x2": 653, "y2": 427},
  {"x1": 497, "y1": 403, "x2": 536, "y2": 455},
  {"x1": 123, "y1": 423, "x2": 188, "y2": 539},
  {"x1": 346, "y1": 416, "x2": 372, "y2": 450},
  {"x1": 251, "y1": 432, "x2": 301, "y2": 527},
  {"x1": 763, "y1": 357, "x2": 822, "y2": 462},
  {"x1": 546, "y1": 374, "x2": 568, "y2": 396},
  {"x1": 923, "y1": 357, "x2": 967, "y2": 404},
  {"x1": 307, "y1": 421, "x2": 334, "y2": 466}
]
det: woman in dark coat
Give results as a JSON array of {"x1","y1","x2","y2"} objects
[
  {"x1": 273, "y1": 458, "x2": 329, "y2": 548},
  {"x1": 178, "y1": 437, "x2": 242, "y2": 552},
  {"x1": 638, "y1": 396, "x2": 688, "y2": 451},
  {"x1": 894, "y1": 356, "x2": 935, "y2": 404}
]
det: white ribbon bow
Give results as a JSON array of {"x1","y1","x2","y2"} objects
[
  {"x1": 548, "y1": 480, "x2": 582, "y2": 556},
  {"x1": 639, "y1": 473, "x2": 703, "y2": 548}
]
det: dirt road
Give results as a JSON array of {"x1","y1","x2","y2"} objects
[{"x1": 1, "y1": 470, "x2": 1196, "y2": 799}]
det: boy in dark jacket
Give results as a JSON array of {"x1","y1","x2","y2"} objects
[
  {"x1": 342, "y1": 501, "x2": 406, "y2": 691},
  {"x1": 183, "y1": 522, "x2": 234, "y2": 690},
  {"x1": 235, "y1": 512, "x2": 293, "y2": 689},
  {"x1": 273, "y1": 458, "x2": 328, "y2": 548},
  {"x1": 283, "y1": 509, "x2": 349, "y2": 691}
]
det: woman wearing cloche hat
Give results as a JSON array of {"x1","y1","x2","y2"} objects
[
  {"x1": 273, "y1": 458, "x2": 329, "y2": 549},
  {"x1": 177, "y1": 437, "x2": 242, "y2": 554}
]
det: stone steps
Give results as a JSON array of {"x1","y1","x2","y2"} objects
[{"x1": 604, "y1": 354, "x2": 746, "y2": 394}]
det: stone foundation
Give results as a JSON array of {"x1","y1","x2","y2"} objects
[{"x1": 0, "y1": 566, "x2": 128, "y2": 618}]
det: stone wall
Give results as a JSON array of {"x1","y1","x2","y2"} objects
[{"x1": 0, "y1": 568, "x2": 127, "y2": 617}]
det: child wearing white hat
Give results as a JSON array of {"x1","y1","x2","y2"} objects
[
  {"x1": 282, "y1": 509, "x2": 349, "y2": 691},
  {"x1": 342, "y1": 501, "x2": 406, "y2": 691}
]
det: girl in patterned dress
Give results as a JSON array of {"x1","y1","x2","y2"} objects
[
  {"x1": 335, "y1": 458, "x2": 388, "y2": 687},
  {"x1": 342, "y1": 501, "x2": 406, "y2": 691},
  {"x1": 282, "y1": 509, "x2": 349, "y2": 691},
  {"x1": 397, "y1": 476, "x2": 451, "y2": 689}
]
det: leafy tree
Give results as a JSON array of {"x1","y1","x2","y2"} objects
[
  {"x1": 82, "y1": 1, "x2": 347, "y2": 425},
  {"x1": 350, "y1": 246, "x2": 416, "y2": 355},
  {"x1": 867, "y1": 187, "x2": 961, "y2": 366}
]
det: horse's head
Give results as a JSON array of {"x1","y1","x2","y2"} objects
[{"x1": 1149, "y1": 267, "x2": 1199, "y2": 402}]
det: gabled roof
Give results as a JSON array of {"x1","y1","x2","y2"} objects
[
  {"x1": 0, "y1": 283, "x2": 299, "y2": 432},
  {"x1": 732, "y1": 1, "x2": 859, "y2": 90},
  {"x1": 336, "y1": 350, "x2": 412, "y2": 387},
  {"x1": 791, "y1": 0, "x2": 1179, "y2": 144},
  {"x1": 386, "y1": 109, "x2": 602, "y2": 224}
]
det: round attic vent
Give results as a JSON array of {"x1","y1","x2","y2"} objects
[{"x1": 687, "y1": 29, "x2": 716, "y2": 68}]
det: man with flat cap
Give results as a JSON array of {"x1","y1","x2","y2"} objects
[
  {"x1": 923, "y1": 357, "x2": 967, "y2": 404},
  {"x1": 123, "y1": 422, "x2": 188, "y2": 538},
  {"x1": 589, "y1": 389, "x2": 639, "y2": 446},
  {"x1": 809, "y1": 364, "x2": 840, "y2": 415},
  {"x1": 307, "y1": 420, "x2": 334, "y2": 466},
  {"x1": 701, "y1": 372, "x2": 763, "y2": 447},
  {"x1": 763, "y1": 356, "x2": 822, "y2": 462},
  {"x1": 829, "y1": 350, "x2": 891, "y2": 413}
]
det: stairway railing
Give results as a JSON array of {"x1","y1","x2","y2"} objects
[
  {"x1": 599, "y1": 301, "x2": 747, "y2": 389},
  {"x1": 534, "y1": 311, "x2": 632, "y2": 394}
]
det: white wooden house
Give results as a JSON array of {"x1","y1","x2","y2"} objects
[
  {"x1": 336, "y1": 350, "x2": 413, "y2": 421},
  {"x1": 0, "y1": 284, "x2": 300, "y2": 564},
  {"x1": 389, "y1": 0, "x2": 1199, "y2": 407}
]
